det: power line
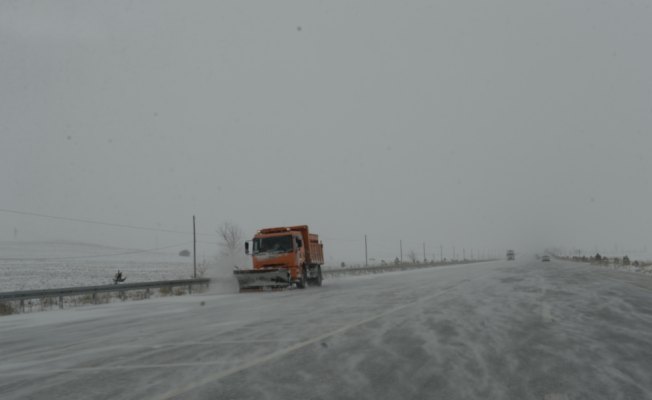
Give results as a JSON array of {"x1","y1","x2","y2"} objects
[{"x1": 0, "y1": 208, "x2": 219, "y2": 237}]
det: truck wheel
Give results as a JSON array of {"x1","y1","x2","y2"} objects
[
  {"x1": 306, "y1": 265, "x2": 323, "y2": 287},
  {"x1": 296, "y1": 266, "x2": 307, "y2": 289},
  {"x1": 313, "y1": 265, "x2": 322, "y2": 287}
]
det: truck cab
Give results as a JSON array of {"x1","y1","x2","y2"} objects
[{"x1": 251, "y1": 232, "x2": 306, "y2": 275}]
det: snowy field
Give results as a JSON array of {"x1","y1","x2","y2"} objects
[
  {"x1": 1, "y1": 257, "x2": 652, "y2": 400},
  {"x1": 0, "y1": 241, "x2": 478, "y2": 294},
  {"x1": 0, "y1": 241, "x2": 203, "y2": 292}
]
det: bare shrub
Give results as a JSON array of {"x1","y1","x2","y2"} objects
[
  {"x1": 218, "y1": 221, "x2": 244, "y2": 266},
  {"x1": 407, "y1": 250, "x2": 418, "y2": 264}
]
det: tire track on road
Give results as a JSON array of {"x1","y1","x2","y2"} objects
[{"x1": 156, "y1": 268, "x2": 495, "y2": 400}]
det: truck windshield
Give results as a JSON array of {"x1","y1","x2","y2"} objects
[{"x1": 253, "y1": 235, "x2": 293, "y2": 254}]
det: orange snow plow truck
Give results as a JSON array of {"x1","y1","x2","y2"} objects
[{"x1": 234, "y1": 225, "x2": 324, "y2": 292}]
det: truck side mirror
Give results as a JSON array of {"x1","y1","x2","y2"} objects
[
  {"x1": 245, "y1": 242, "x2": 249, "y2": 255},
  {"x1": 296, "y1": 238, "x2": 302, "y2": 248}
]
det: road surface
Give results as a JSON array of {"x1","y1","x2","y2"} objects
[{"x1": 2, "y1": 258, "x2": 652, "y2": 399}]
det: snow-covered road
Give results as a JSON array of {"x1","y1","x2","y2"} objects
[{"x1": 2, "y1": 258, "x2": 652, "y2": 399}]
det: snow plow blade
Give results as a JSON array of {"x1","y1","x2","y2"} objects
[{"x1": 233, "y1": 269, "x2": 291, "y2": 292}]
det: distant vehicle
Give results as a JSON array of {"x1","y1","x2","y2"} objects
[
  {"x1": 542, "y1": 255, "x2": 551, "y2": 262},
  {"x1": 235, "y1": 225, "x2": 324, "y2": 292},
  {"x1": 506, "y1": 250, "x2": 515, "y2": 260}
]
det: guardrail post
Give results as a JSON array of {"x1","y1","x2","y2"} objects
[
  {"x1": 20, "y1": 299, "x2": 24, "y2": 313},
  {"x1": 188, "y1": 284, "x2": 192, "y2": 294},
  {"x1": 92, "y1": 292, "x2": 97, "y2": 304}
]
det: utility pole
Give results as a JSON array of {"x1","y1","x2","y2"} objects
[
  {"x1": 440, "y1": 244, "x2": 443, "y2": 262},
  {"x1": 423, "y1": 242, "x2": 426, "y2": 263},
  {"x1": 364, "y1": 234, "x2": 368, "y2": 267},
  {"x1": 193, "y1": 215, "x2": 197, "y2": 279},
  {"x1": 400, "y1": 240, "x2": 403, "y2": 264},
  {"x1": 463, "y1": 248, "x2": 466, "y2": 260}
]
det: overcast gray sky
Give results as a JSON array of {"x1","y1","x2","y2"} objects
[{"x1": 1, "y1": 0, "x2": 651, "y2": 263}]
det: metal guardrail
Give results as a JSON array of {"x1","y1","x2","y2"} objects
[
  {"x1": 0, "y1": 278, "x2": 211, "y2": 313},
  {"x1": 322, "y1": 260, "x2": 493, "y2": 277}
]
